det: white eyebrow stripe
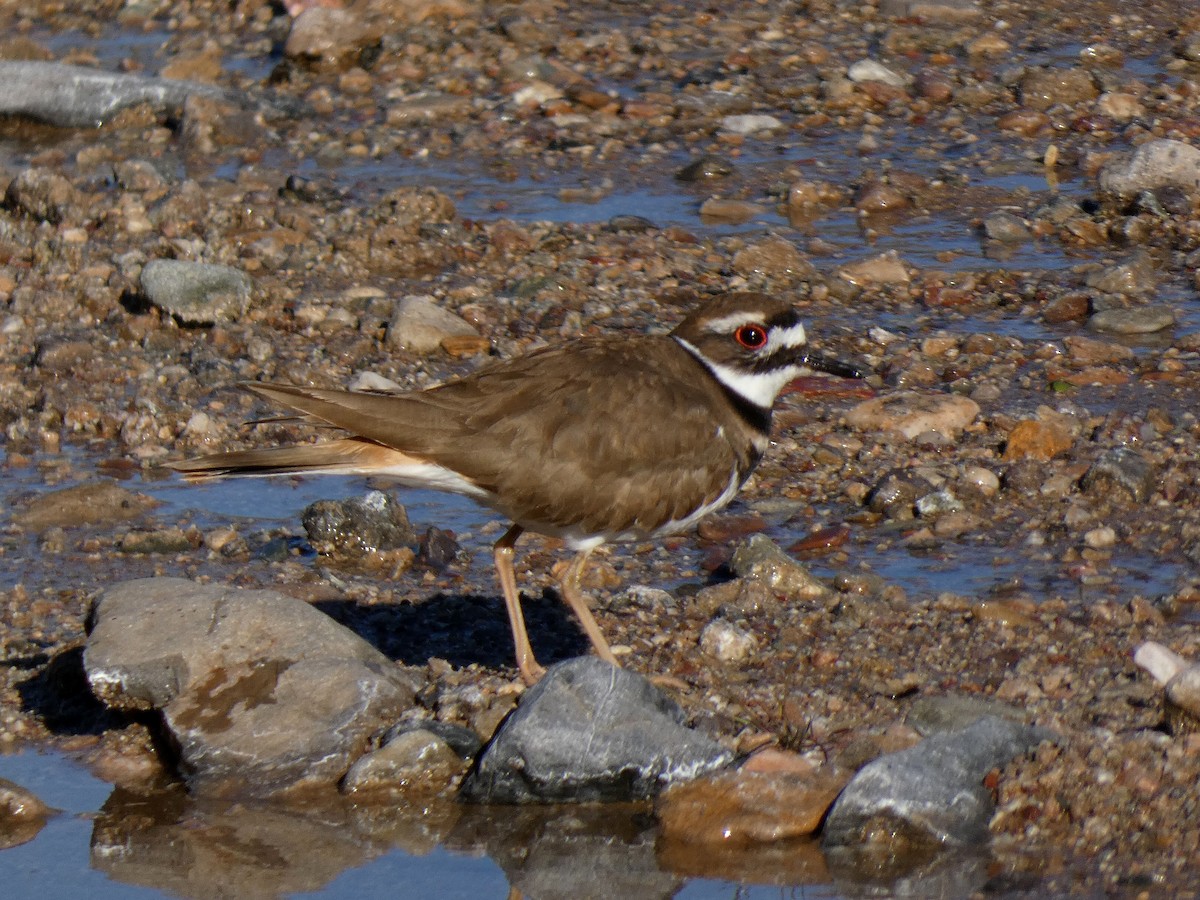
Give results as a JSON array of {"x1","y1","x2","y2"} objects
[
  {"x1": 765, "y1": 321, "x2": 807, "y2": 352},
  {"x1": 701, "y1": 314, "x2": 808, "y2": 351}
]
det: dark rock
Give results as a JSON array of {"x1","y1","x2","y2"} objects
[
  {"x1": 822, "y1": 716, "x2": 1053, "y2": 848},
  {"x1": 84, "y1": 577, "x2": 419, "y2": 797},
  {"x1": 301, "y1": 490, "x2": 415, "y2": 558},
  {"x1": 460, "y1": 657, "x2": 733, "y2": 803},
  {"x1": 676, "y1": 154, "x2": 734, "y2": 182},
  {"x1": 1081, "y1": 448, "x2": 1156, "y2": 503},
  {"x1": 416, "y1": 526, "x2": 462, "y2": 570},
  {"x1": 385, "y1": 719, "x2": 483, "y2": 760}
]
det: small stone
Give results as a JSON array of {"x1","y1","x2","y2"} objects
[
  {"x1": 340, "y1": 729, "x2": 465, "y2": 795},
  {"x1": 1081, "y1": 448, "x2": 1155, "y2": 503},
  {"x1": 906, "y1": 695, "x2": 1028, "y2": 735},
  {"x1": 141, "y1": 259, "x2": 252, "y2": 325},
  {"x1": 982, "y1": 211, "x2": 1031, "y2": 243},
  {"x1": 699, "y1": 620, "x2": 757, "y2": 663},
  {"x1": 698, "y1": 198, "x2": 762, "y2": 224},
  {"x1": 1087, "y1": 306, "x2": 1175, "y2": 335},
  {"x1": 847, "y1": 60, "x2": 908, "y2": 88},
  {"x1": 1084, "y1": 526, "x2": 1117, "y2": 549},
  {"x1": 4, "y1": 167, "x2": 78, "y2": 223},
  {"x1": 731, "y1": 238, "x2": 815, "y2": 282},
  {"x1": 387, "y1": 295, "x2": 479, "y2": 355},
  {"x1": 657, "y1": 768, "x2": 850, "y2": 846},
  {"x1": 0, "y1": 778, "x2": 51, "y2": 850},
  {"x1": 837, "y1": 251, "x2": 910, "y2": 285},
  {"x1": 1063, "y1": 334, "x2": 1135, "y2": 365},
  {"x1": 729, "y1": 535, "x2": 828, "y2": 600},
  {"x1": 1002, "y1": 418, "x2": 1074, "y2": 462},
  {"x1": 1018, "y1": 66, "x2": 1099, "y2": 111},
  {"x1": 719, "y1": 114, "x2": 783, "y2": 135},
  {"x1": 844, "y1": 391, "x2": 980, "y2": 440},
  {"x1": 1042, "y1": 291, "x2": 1090, "y2": 324},
  {"x1": 301, "y1": 491, "x2": 415, "y2": 558},
  {"x1": 676, "y1": 154, "x2": 734, "y2": 182}
]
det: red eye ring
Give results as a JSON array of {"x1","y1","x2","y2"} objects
[{"x1": 734, "y1": 323, "x2": 769, "y2": 350}]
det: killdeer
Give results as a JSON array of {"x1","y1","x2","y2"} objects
[{"x1": 170, "y1": 293, "x2": 859, "y2": 684}]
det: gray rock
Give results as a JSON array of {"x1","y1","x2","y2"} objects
[
  {"x1": 906, "y1": 694, "x2": 1029, "y2": 735},
  {"x1": 1081, "y1": 447, "x2": 1156, "y2": 503},
  {"x1": 822, "y1": 716, "x2": 1052, "y2": 848},
  {"x1": 3, "y1": 168, "x2": 78, "y2": 223},
  {"x1": 1087, "y1": 306, "x2": 1175, "y2": 335},
  {"x1": 981, "y1": 211, "x2": 1030, "y2": 244},
  {"x1": 301, "y1": 490, "x2": 414, "y2": 558},
  {"x1": 847, "y1": 59, "x2": 908, "y2": 87},
  {"x1": 0, "y1": 60, "x2": 232, "y2": 128},
  {"x1": 1099, "y1": 138, "x2": 1200, "y2": 202},
  {"x1": 386, "y1": 294, "x2": 478, "y2": 354},
  {"x1": 460, "y1": 657, "x2": 733, "y2": 803},
  {"x1": 140, "y1": 259, "x2": 252, "y2": 325},
  {"x1": 729, "y1": 534, "x2": 828, "y2": 600},
  {"x1": 84, "y1": 577, "x2": 419, "y2": 797}
]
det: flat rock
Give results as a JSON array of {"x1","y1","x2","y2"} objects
[
  {"x1": 1099, "y1": 138, "x2": 1200, "y2": 201},
  {"x1": 386, "y1": 294, "x2": 478, "y2": 354},
  {"x1": 13, "y1": 480, "x2": 159, "y2": 531},
  {"x1": 657, "y1": 767, "x2": 850, "y2": 846},
  {"x1": 844, "y1": 391, "x2": 980, "y2": 440},
  {"x1": 729, "y1": 534, "x2": 829, "y2": 600},
  {"x1": 1087, "y1": 306, "x2": 1175, "y2": 335},
  {"x1": 822, "y1": 716, "x2": 1052, "y2": 848},
  {"x1": 84, "y1": 577, "x2": 419, "y2": 797},
  {"x1": 460, "y1": 657, "x2": 733, "y2": 803},
  {"x1": 0, "y1": 60, "x2": 232, "y2": 127},
  {"x1": 140, "y1": 259, "x2": 252, "y2": 325}
]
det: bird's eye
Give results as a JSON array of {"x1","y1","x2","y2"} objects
[{"x1": 734, "y1": 323, "x2": 768, "y2": 349}]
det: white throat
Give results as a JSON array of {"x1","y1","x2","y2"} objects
[{"x1": 674, "y1": 331, "x2": 808, "y2": 409}]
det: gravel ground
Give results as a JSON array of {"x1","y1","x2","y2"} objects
[{"x1": 2, "y1": 0, "x2": 1200, "y2": 894}]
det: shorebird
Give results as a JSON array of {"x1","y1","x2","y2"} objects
[{"x1": 170, "y1": 293, "x2": 859, "y2": 683}]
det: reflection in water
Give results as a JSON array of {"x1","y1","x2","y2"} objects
[{"x1": 86, "y1": 778, "x2": 1003, "y2": 899}]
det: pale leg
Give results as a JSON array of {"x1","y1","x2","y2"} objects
[
  {"x1": 558, "y1": 549, "x2": 618, "y2": 666},
  {"x1": 493, "y1": 524, "x2": 545, "y2": 685}
]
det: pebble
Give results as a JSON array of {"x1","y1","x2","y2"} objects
[
  {"x1": 1087, "y1": 306, "x2": 1175, "y2": 335},
  {"x1": 698, "y1": 198, "x2": 762, "y2": 224},
  {"x1": 1134, "y1": 642, "x2": 1200, "y2": 729},
  {"x1": 1018, "y1": 66, "x2": 1099, "y2": 111},
  {"x1": 982, "y1": 211, "x2": 1031, "y2": 243},
  {"x1": 719, "y1": 114, "x2": 783, "y2": 135},
  {"x1": 837, "y1": 251, "x2": 910, "y2": 285},
  {"x1": 340, "y1": 728, "x2": 465, "y2": 795},
  {"x1": 301, "y1": 490, "x2": 415, "y2": 558},
  {"x1": 730, "y1": 238, "x2": 815, "y2": 282},
  {"x1": 699, "y1": 620, "x2": 757, "y2": 663},
  {"x1": 0, "y1": 778, "x2": 51, "y2": 850},
  {"x1": 1081, "y1": 448, "x2": 1155, "y2": 503},
  {"x1": 675, "y1": 154, "x2": 734, "y2": 182},
  {"x1": 140, "y1": 259, "x2": 252, "y2": 325},
  {"x1": 729, "y1": 534, "x2": 828, "y2": 600},
  {"x1": 844, "y1": 391, "x2": 980, "y2": 440},
  {"x1": 847, "y1": 60, "x2": 907, "y2": 88},
  {"x1": 387, "y1": 295, "x2": 480, "y2": 354},
  {"x1": 1084, "y1": 526, "x2": 1117, "y2": 549},
  {"x1": 1002, "y1": 417, "x2": 1075, "y2": 462},
  {"x1": 4, "y1": 167, "x2": 78, "y2": 223},
  {"x1": 657, "y1": 767, "x2": 850, "y2": 846}
]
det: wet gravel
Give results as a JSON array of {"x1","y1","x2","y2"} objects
[{"x1": 2, "y1": 0, "x2": 1200, "y2": 893}]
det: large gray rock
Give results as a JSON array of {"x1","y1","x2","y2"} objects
[
  {"x1": 460, "y1": 658, "x2": 733, "y2": 803},
  {"x1": 822, "y1": 716, "x2": 1053, "y2": 848},
  {"x1": 140, "y1": 259, "x2": 252, "y2": 325},
  {"x1": 84, "y1": 577, "x2": 419, "y2": 797},
  {"x1": 0, "y1": 61, "x2": 232, "y2": 128}
]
